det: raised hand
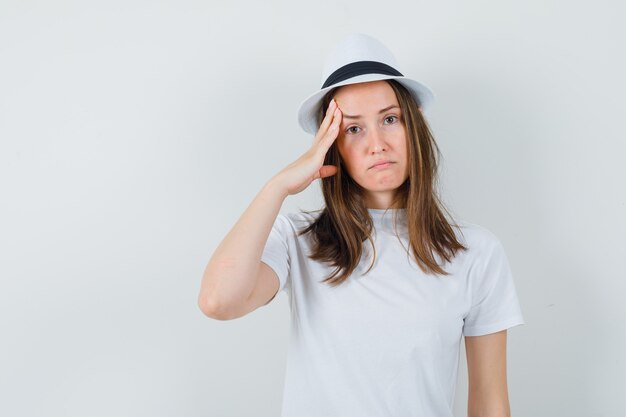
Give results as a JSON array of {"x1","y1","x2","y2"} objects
[{"x1": 273, "y1": 99, "x2": 342, "y2": 196}]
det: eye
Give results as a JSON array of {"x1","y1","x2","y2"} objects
[
  {"x1": 346, "y1": 126, "x2": 361, "y2": 135},
  {"x1": 384, "y1": 115, "x2": 398, "y2": 124}
]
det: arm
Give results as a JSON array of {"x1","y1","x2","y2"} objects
[
  {"x1": 197, "y1": 98, "x2": 342, "y2": 319},
  {"x1": 465, "y1": 330, "x2": 511, "y2": 417},
  {"x1": 197, "y1": 177, "x2": 288, "y2": 318}
]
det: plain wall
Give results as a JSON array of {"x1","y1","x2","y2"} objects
[{"x1": 1, "y1": 0, "x2": 624, "y2": 416}]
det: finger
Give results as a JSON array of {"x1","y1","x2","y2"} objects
[
  {"x1": 317, "y1": 107, "x2": 341, "y2": 148},
  {"x1": 318, "y1": 165, "x2": 338, "y2": 178},
  {"x1": 314, "y1": 106, "x2": 340, "y2": 146},
  {"x1": 315, "y1": 99, "x2": 337, "y2": 138},
  {"x1": 311, "y1": 165, "x2": 338, "y2": 182}
]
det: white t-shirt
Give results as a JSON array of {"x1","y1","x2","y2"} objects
[{"x1": 261, "y1": 208, "x2": 525, "y2": 417}]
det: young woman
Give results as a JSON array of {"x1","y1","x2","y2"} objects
[{"x1": 199, "y1": 33, "x2": 525, "y2": 417}]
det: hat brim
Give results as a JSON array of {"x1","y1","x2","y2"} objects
[{"x1": 296, "y1": 74, "x2": 435, "y2": 135}]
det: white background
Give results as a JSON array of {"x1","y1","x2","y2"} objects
[{"x1": 1, "y1": 1, "x2": 624, "y2": 416}]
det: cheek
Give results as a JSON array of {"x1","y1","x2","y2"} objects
[
  {"x1": 341, "y1": 149, "x2": 362, "y2": 169},
  {"x1": 337, "y1": 143, "x2": 352, "y2": 164},
  {"x1": 339, "y1": 155, "x2": 361, "y2": 179}
]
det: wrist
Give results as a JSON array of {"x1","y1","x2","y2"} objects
[{"x1": 264, "y1": 175, "x2": 290, "y2": 200}]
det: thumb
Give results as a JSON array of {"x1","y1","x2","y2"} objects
[{"x1": 318, "y1": 165, "x2": 338, "y2": 178}]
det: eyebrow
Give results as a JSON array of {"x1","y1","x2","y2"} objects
[{"x1": 342, "y1": 105, "x2": 400, "y2": 120}]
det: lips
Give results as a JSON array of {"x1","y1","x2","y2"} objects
[{"x1": 370, "y1": 160, "x2": 393, "y2": 169}]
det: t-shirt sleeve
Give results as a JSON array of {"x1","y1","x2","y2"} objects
[
  {"x1": 260, "y1": 213, "x2": 291, "y2": 297},
  {"x1": 463, "y1": 235, "x2": 525, "y2": 336}
]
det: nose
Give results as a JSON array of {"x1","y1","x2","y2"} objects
[{"x1": 366, "y1": 126, "x2": 387, "y2": 153}]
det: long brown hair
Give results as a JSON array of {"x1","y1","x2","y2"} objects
[{"x1": 297, "y1": 79, "x2": 467, "y2": 287}]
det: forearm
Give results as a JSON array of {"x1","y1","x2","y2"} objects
[
  {"x1": 198, "y1": 176, "x2": 288, "y2": 315},
  {"x1": 466, "y1": 330, "x2": 511, "y2": 417}
]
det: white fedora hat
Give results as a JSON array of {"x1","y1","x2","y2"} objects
[{"x1": 296, "y1": 33, "x2": 435, "y2": 135}]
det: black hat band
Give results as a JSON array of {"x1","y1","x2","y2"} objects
[{"x1": 321, "y1": 60, "x2": 403, "y2": 89}]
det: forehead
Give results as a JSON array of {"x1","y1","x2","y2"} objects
[{"x1": 333, "y1": 80, "x2": 399, "y2": 112}]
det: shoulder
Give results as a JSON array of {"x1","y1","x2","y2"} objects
[
  {"x1": 450, "y1": 222, "x2": 514, "y2": 292},
  {"x1": 452, "y1": 220, "x2": 505, "y2": 257},
  {"x1": 282, "y1": 209, "x2": 321, "y2": 227},
  {"x1": 273, "y1": 209, "x2": 322, "y2": 235}
]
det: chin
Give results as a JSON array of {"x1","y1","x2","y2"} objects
[{"x1": 360, "y1": 181, "x2": 405, "y2": 191}]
